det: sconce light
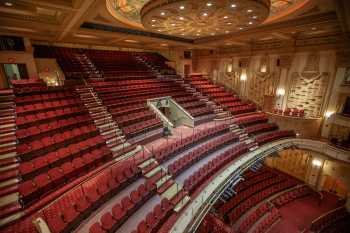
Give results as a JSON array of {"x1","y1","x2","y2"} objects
[
  {"x1": 240, "y1": 69, "x2": 247, "y2": 81},
  {"x1": 260, "y1": 64, "x2": 267, "y2": 73},
  {"x1": 312, "y1": 159, "x2": 322, "y2": 167},
  {"x1": 276, "y1": 88, "x2": 285, "y2": 96},
  {"x1": 324, "y1": 111, "x2": 334, "y2": 119},
  {"x1": 227, "y1": 64, "x2": 233, "y2": 73}
]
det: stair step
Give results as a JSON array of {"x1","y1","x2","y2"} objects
[
  {"x1": 0, "y1": 202, "x2": 21, "y2": 219},
  {"x1": 157, "y1": 179, "x2": 175, "y2": 194},
  {"x1": 142, "y1": 161, "x2": 159, "y2": 174},
  {"x1": 0, "y1": 192, "x2": 19, "y2": 208},
  {"x1": 174, "y1": 195, "x2": 191, "y2": 212},
  {"x1": 0, "y1": 169, "x2": 18, "y2": 182},
  {"x1": 139, "y1": 158, "x2": 156, "y2": 169},
  {"x1": 145, "y1": 166, "x2": 162, "y2": 178},
  {"x1": 156, "y1": 175, "x2": 172, "y2": 189}
]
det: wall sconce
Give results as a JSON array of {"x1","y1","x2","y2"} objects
[
  {"x1": 227, "y1": 64, "x2": 233, "y2": 73},
  {"x1": 260, "y1": 64, "x2": 267, "y2": 73},
  {"x1": 276, "y1": 88, "x2": 285, "y2": 96},
  {"x1": 312, "y1": 159, "x2": 322, "y2": 167},
  {"x1": 324, "y1": 111, "x2": 334, "y2": 119},
  {"x1": 240, "y1": 69, "x2": 247, "y2": 81}
]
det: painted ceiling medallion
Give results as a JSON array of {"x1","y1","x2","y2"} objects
[{"x1": 140, "y1": 0, "x2": 271, "y2": 38}]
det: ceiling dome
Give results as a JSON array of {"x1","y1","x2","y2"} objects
[{"x1": 140, "y1": 0, "x2": 271, "y2": 38}]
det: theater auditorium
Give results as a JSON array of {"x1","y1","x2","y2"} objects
[{"x1": 0, "y1": 0, "x2": 349, "y2": 233}]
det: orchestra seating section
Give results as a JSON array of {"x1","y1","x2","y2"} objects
[{"x1": 0, "y1": 47, "x2": 307, "y2": 233}]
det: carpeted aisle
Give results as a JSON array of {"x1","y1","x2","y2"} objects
[{"x1": 269, "y1": 192, "x2": 340, "y2": 233}]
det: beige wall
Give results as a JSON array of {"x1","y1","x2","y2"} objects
[{"x1": 159, "y1": 48, "x2": 192, "y2": 77}]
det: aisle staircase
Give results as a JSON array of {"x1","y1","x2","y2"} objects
[
  {"x1": 75, "y1": 86, "x2": 140, "y2": 158},
  {"x1": 74, "y1": 53, "x2": 102, "y2": 79},
  {"x1": 0, "y1": 89, "x2": 22, "y2": 225},
  {"x1": 229, "y1": 123, "x2": 259, "y2": 151},
  {"x1": 138, "y1": 157, "x2": 191, "y2": 212}
]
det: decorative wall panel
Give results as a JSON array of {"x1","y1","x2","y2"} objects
[
  {"x1": 287, "y1": 52, "x2": 329, "y2": 118},
  {"x1": 249, "y1": 55, "x2": 280, "y2": 106}
]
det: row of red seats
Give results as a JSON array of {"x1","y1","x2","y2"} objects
[
  {"x1": 132, "y1": 198, "x2": 174, "y2": 233},
  {"x1": 88, "y1": 182, "x2": 155, "y2": 233},
  {"x1": 41, "y1": 160, "x2": 141, "y2": 233},
  {"x1": 184, "y1": 143, "x2": 248, "y2": 193},
  {"x1": 227, "y1": 179, "x2": 298, "y2": 222},
  {"x1": 16, "y1": 106, "x2": 87, "y2": 127},
  {"x1": 16, "y1": 124, "x2": 98, "y2": 159},
  {"x1": 153, "y1": 124, "x2": 229, "y2": 163},
  {"x1": 18, "y1": 145, "x2": 112, "y2": 206},
  {"x1": 18, "y1": 135, "x2": 106, "y2": 179},
  {"x1": 310, "y1": 207, "x2": 349, "y2": 232},
  {"x1": 219, "y1": 174, "x2": 287, "y2": 215},
  {"x1": 234, "y1": 169, "x2": 276, "y2": 193},
  {"x1": 245, "y1": 123, "x2": 278, "y2": 135},
  {"x1": 188, "y1": 106, "x2": 213, "y2": 117},
  {"x1": 273, "y1": 108, "x2": 305, "y2": 117},
  {"x1": 271, "y1": 185, "x2": 312, "y2": 207},
  {"x1": 122, "y1": 118, "x2": 163, "y2": 138},
  {"x1": 255, "y1": 130, "x2": 296, "y2": 145},
  {"x1": 168, "y1": 132, "x2": 239, "y2": 176},
  {"x1": 252, "y1": 208, "x2": 281, "y2": 233},
  {"x1": 227, "y1": 103, "x2": 257, "y2": 115},
  {"x1": 233, "y1": 113, "x2": 267, "y2": 125},
  {"x1": 15, "y1": 90, "x2": 74, "y2": 104},
  {"x1": 197, "y1": 213, "x2": 232, "y2": 233},
  {"x1": 238, "y1": 203, "x2": 270, "y2": 233},
  {"x1": 16, "y1": 114, "x2": 91, "y2": 141},
  {"x1": 115, "y1": 110, "x2": 155, "y2": 127},
  {"x1": 16, "y1": 99, "x2": 81, "y2": 115},
  {"x1": 110, "y1": 104, "x2": 146, "y2": 117},
  {"x1": 242, "y1": 166, "x2": 269, "y2": 180}
]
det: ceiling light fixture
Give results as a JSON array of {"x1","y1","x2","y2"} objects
[
  {"x1": 231, "y1": 4, "x2": 237, "y2": 8},
  {"x1": 179, "y1": 17, "x2": 184, "y2": 20},
  {"x1": 206, "y1": 2, "x2": 212, "y2": 6},
  {"x1": 252, "y1": 15, "x2": 258, "y2": 19},
  {"x1": 203, "y1": 12, "x2": 208, "y2": 16},
  {"x1": 179, "y1": 5, "x2": 185, "y2": 10},
  {"x1": 160, "y1": 12, "x2": 165, "y2": 16},
  {"x1": 247, "y1": 9, "x2": 253, "y2": 13},
  {"x1": 171, "y1": 23, "x2": 176, "y2": 26},
  {"x1": 248, "y1": 21, "x2": 253, "y2": 25},
  {"x1": 239, "y1": 27, "x2": 243, "y2": 30},
  {"x1": 223, "y1": 16, "x2": 228, "y2": 19},
  {"x1": 4, "y1": 2, "x2": 13, "y2": 6},
  {"x1": 227, "y1": 22, "x2": 232, "y2": 25},
  {"x1": 225, "y1": 30, "x2": 230, "y2": 33}
]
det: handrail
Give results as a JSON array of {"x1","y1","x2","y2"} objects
[
  {"x1": 170, "y1": 137, "x2": 350, "y2": 233},
  {"x1": 311, "y1": 206, "x2": 346, "y2": 225},
  {"x1": 168, "y1": 98, "x2": 194, "y2": 120}
]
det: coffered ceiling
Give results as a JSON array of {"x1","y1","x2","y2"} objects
[{"x1": 0, "y1": 0, "x2": 348, "y2": 52}]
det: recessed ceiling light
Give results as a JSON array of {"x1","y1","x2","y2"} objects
[
  {"x1": 4, "y1": 2, "x2": 13, "y2": 6},
  {"x1": 161, "y1": 12, "x2": 165, "y2": 16},
  {"x1": 231, "y1": 4, "x2": 237, "y2": 8},
  {"x1": 248, "y1": 21, "x2": 253, "y2": 25},
  {"x1": 211, "y1": 33, "x2": 215, "y2": 36},
  {"x1": 239, "y1": 27, "x2": 243, "y2": 30},
  {"x1": 252, "y1": 15, "x2": 258, "y2": 19},
  {"x1": 312, "y1": 27, "x2": 317, "y2": 30},
  {"x1": 157, "y1": 29, "x2": 162, "y2": 32},
  {"x1": 181, "y1": 33, "x2": 185, "y2": 35},
  {"x1": 171, "y1": 23, "x2": 176, "y2": 26},
  {"x1": 196, "y1": 33, "x2": 200, "y2": 36},
  {"x1": 161, "y1": 44, "x2": 168, "y2": 46},
  {"x1": 151, "y1": 24, "x2": 156, "y2": 27},
  {"x1": 152, "y1": 19, "x2": 156, "y2": 22},
  {"x1": 227, "y1": 22, "x2": 232, "y2": 25},
  {"x1": 223, "y1": 16, "x2": 228, "y2": 19},
  {"x1": 225, "y1": 31, "x2": 230, "y2": 33},
  {"x1": 203, "y1": 12, "x2": 208, "y2": 16},
  {"x1": 179, "y1": 5, "x2": 185, "y2": 10},
  {"x1": 124, "y1": 40, "x2": 139, "y2": 43},
  {"x1": 179, "y1": 17, "x2": 184, "y2": 20},
  {"x1": 247, "y1": 9, "x2": 253, "y2": 13},
  {"x1": 206, "y1": 2, "x2": 212, "y2": 6}
]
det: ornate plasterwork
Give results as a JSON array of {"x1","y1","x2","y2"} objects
[
  {"x1": 286, "y1": 52, "x2": 329, "y2": 118},
  {"x1": 106, "y1": 0, "x2": 311, "y2": 35},
  {"x1": 140, "y1": 0, "x2": 271, "y2": 39},
  {"x1": 249, "y1": 55, "x2": 280, "y2": 106}
]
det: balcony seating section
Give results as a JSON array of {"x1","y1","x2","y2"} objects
[
  {"x1": 87, "y1": 181, "x2": 156, "y2": 233},
  {"x1": 271, "y1": 185, "x2": 313, "y2": 208},
  {"x1": 226, "y1": 179, "x2": 298, "y2": 223},
  {"x1": 185, "y1": 75, "x2": 257, "y2": 116},
  {"x1": 41, "y1": 159, "x2": 142, "y2": 233},
  {"x1": 90, "y1": 78, "x2": 213, "y2": 138},
  {"x1": 11, "y1": 83, "x2": 116, "y2": 207},
  {"x1": 153, "y1": 124, "x2": 229, "y2": 163},
  {"x1": 273, "y1": 107, "x2": 305, "y2": 117},
  {"x1": 310, "y1": 207, "x2": 350, "y2": 233},
  {"x1": 197, "y1": 213, "x2": 232, "y2": 233},
  {"x1": 132, "y1": 198, "x2": 174, "y2": 233},
  {"x1": 252, "y1": 208, "x2": 281, "y2": 233},
  {"x1": 245, "y1": 123, "x2": 279, "y2": 135},
  {"x1": 168, "y1": 132, "x2": 239, "y2": 176},
  {"x1": 218, "y1": 168, "x2": 298, "y2": 221},
  {"x1": 238, "y1": 203, "x2": 270, "y2": 233},
  {"x1": 234, "y1": 113, "x2": 268, "y2": 126},
  {"x1": 255, "y1": 130, "x2": 296, "y2": 145},
  {"x1": 184, "y1": 143, "x2": 248, "y2": 194}
]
